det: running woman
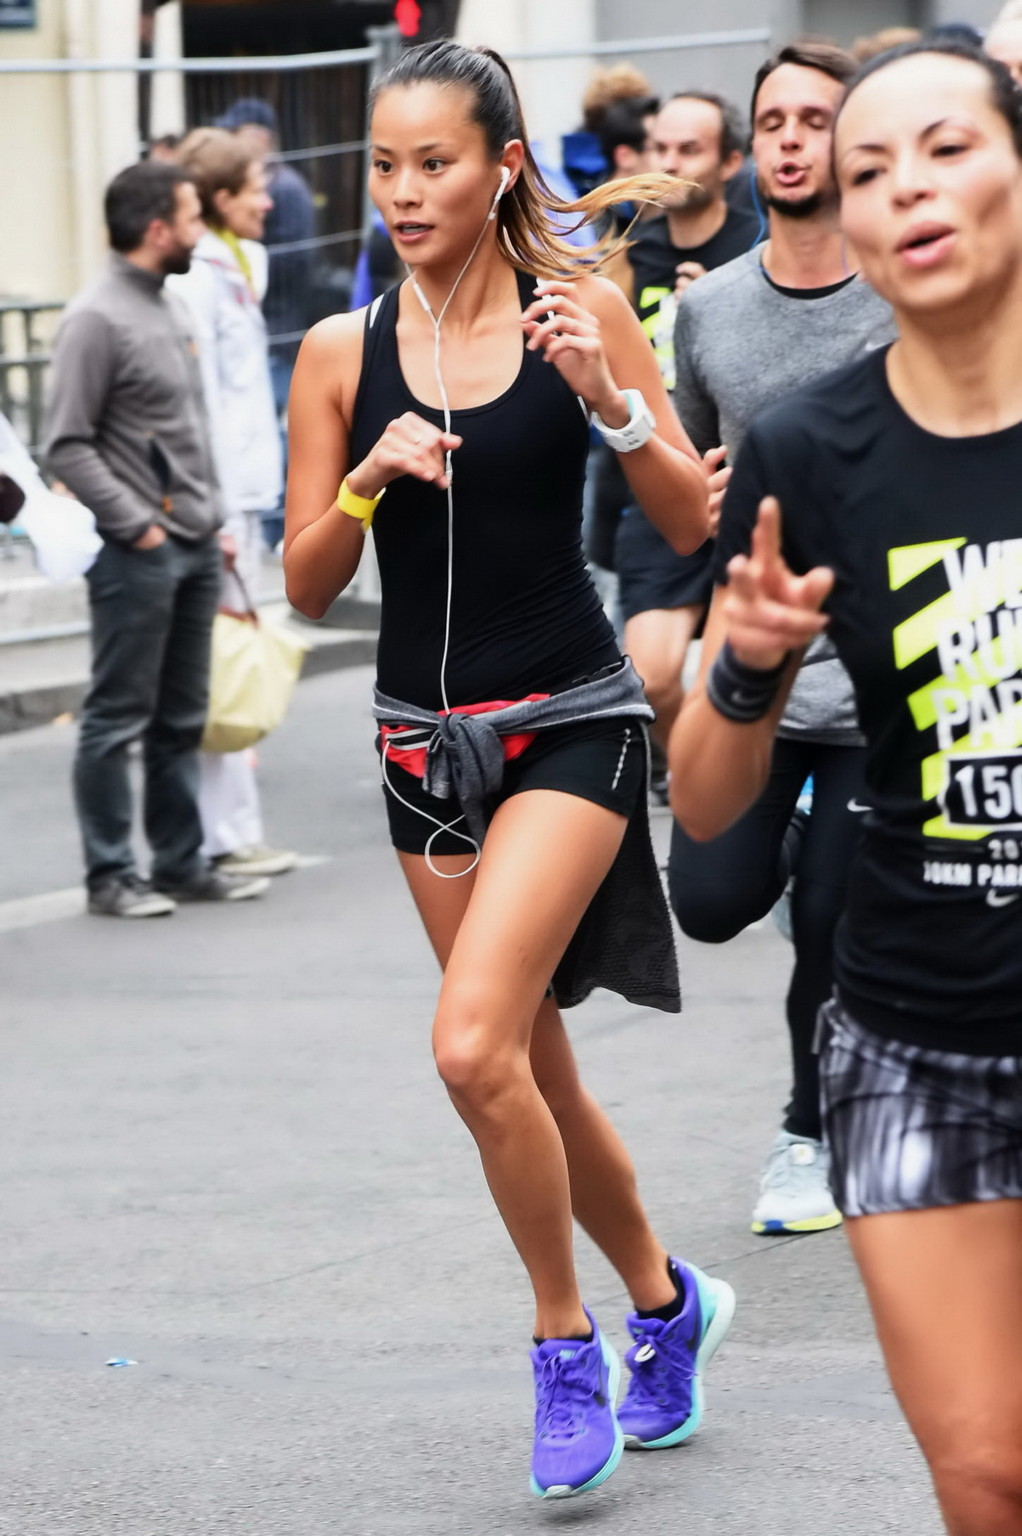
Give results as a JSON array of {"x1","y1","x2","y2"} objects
[
  {"x1": 671, "y1": 41, "x2": 1022, "y2": 1534},
  {"x1": 284, "y1": 40, "x2": 734, "y2": 1502}
]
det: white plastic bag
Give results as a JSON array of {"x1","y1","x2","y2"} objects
[{"x1": 0, "y1": 413, "x2": 102, "y2": 582}]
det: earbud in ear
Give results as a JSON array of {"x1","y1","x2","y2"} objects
[{"x1": 488, "y1": 166, "x2": 512, "y2": 220}]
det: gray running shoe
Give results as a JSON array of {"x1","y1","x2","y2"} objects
[
  {"x1": 213, "y1": 843, "x2": 299, "y2": 877},
  {"x1": 751, "y1": 1131, "x2": 842, "y2": 1236},
  {"x1": 88, "y1": 876, "x2": 176, "y2": 919},
  {"x1": 154, "y1": 868, "x2": 269, "y2": 903}
]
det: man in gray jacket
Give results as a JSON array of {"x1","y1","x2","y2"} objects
[{"x1": 45, "y1": 161, "x2": 268, "y2": 916}]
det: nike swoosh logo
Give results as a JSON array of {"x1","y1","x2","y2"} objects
[
  {"x1": 847, "y1": 799, "x2": 871, "y2": 814},
  {"x1": 986, "y1": 890, "x2": 1020, "y2": 908}
]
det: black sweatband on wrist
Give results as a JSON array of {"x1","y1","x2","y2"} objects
[{"x1": 705, "y1": 639, "x2": 790, "y2": 723}]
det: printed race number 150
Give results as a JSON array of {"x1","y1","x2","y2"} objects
[{"x1": 943, "y1": 752, "x2": 1022, "y2": 829}]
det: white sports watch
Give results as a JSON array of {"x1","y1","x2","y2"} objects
[{"x1": 591, "y1": 388, "x2": 656, "y2": 452}]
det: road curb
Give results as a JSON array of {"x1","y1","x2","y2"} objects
[{"x1": 0, "y1": 628, "x2": 378, "y2": 737}]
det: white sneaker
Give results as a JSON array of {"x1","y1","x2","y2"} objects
[
  {"x1": 750, "y1": 1131, "x2": 843, "y2": 1236},
  {"x1": 213, "y1": 843, "x2": 299, "y2": 878}
]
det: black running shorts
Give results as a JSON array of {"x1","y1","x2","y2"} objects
[
  {"x1": 378, "y1": 716, "x2": 647, "y2": 857},
  {"x1": 614, "y1": 505, "x2": 714, "y2": 623},
  {"x1": 817, "y1": 995, "x2": 1022, "y2": 1218}
]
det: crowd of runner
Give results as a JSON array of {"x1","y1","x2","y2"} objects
[{"x1": 40, "y1": 7, "x2": 1022, "y2": 1530}]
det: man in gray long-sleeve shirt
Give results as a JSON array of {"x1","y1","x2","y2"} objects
[
  {"x1": 44, "y1": 161, "x2": 267, "y2": 916},
  {"x1": 667, "y1": 42, "x2": 894, "y2": 1238}
]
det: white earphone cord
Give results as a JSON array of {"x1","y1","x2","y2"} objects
[{"x1": 388, "y1": 170, "x2": 509, "y2": 877}]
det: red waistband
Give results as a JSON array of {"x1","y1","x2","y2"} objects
[{"x1": 379, "y1": 694, "x2": 550, "y2": 780}]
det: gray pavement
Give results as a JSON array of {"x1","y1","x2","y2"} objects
[{"x1": 0, "y1": 667, "x2": 942, "y2": 1534}]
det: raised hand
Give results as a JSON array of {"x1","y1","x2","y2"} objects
[
  {"x1": 722, "y1": 497, "x2": 834, "y2": 670},
  {"x1": 521, "y1": 281, "x2": 619, "y2": 411},
  {"x1": 348, "y1": 411, "x2": 463, "y2": 498},
  {"x1": 674, "y1": 261, "x2": 708, "y2": 296}
]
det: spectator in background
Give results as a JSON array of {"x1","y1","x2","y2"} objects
[
  {"x1": 0, "y1": 463, "x2": 24, "y2": 525},
  {"x1": 986, "y1": 1, "x2": 1022, "y2": 83},
  {"x1": 668, "y1": 40, "x2": 893, "y2": 1237},
  {"x1": 594, "y1": 95, "x2": 661, "y2": 220},
  {"x1": 171, "y1": 128, "x2": 298, "y2": 881},
  {"x1": 852, "y1": 26, "x2": 921, "y2": 63},
  {"x1": 146, "y1": 133, "x2": 182, "y2": 163},
  {"x1": 43, "y1": 162, "x2": 268, "y2": 916},
  {"x1": 928, "y1": 22, "x2": 984, "y2": 47},
  {"x1": 581, "y1": 93, "x2": 661, "y2": 584},
  {"x1": 615, "y1": 92, "x2": 759, "y2": 782},
  {"x1": 580, "y1": 61, "x2": 654, "y2": 133},
  {"x1": 214, "y1": 99, "x2": 316, "y2": 418}
]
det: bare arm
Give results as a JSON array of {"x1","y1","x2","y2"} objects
[
  {"x1": 282, "y1": 314, "x2": 364, "y2": 619},
  {"x1": 668, "y1": 498, "x2": 834, "y2": 841},
  {"x1": 283, "y1": 309, "x2": 462, "y2": 620},
  {"x1": 521, "y1": 274, "x2": 709, "y2": 556}
]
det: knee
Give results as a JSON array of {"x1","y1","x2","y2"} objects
[
  {"x1": 76, "y1": 707, "x2": 148, "y2": 760},
  {"x1": 668, "y1": 868, "x2": 767, "y2": 943},
  {"x1": 932, "y1": 1447, "x2": 1022, "y2": 1535},
  {"x1": 432, "y1": 987, "x2": 521, "y2": 1113},
  {"x1": 638, "y1": 665, "x2": 682, "y2": 716}
]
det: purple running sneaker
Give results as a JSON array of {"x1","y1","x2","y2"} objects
[
  {"x1": 529, "y1": 1308, "x2": 623, "y2": 1499},
  {"x1": 618, "y1": 1260, "x2": 736, "y2": 1450}
]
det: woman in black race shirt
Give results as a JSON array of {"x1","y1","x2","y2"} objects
[
  {"x1": 283, "y1": 41, "x2": 737, "y2": 1503},
  {"x1": 671, "y1": 41, "x2": 1022, "y2": 1534}
]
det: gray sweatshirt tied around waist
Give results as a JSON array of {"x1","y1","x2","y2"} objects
[
  {"x1": 673, "y1": 248, "x2": 895, "y2": 743},
  {"x1": 373, "y1": 659, "x2": 680, "y2": 1014},
  {"x1": 43, "y1": 254, "x2": 223, "y2": 546}
]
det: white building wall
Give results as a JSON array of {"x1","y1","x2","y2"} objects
[
  {"x1": 0, "y1": 0, "x2": 184, "y2": 305},
  {"x1": 457, "y1": 0, "x2": 596, "y2": 159},
  {"x1": 595, "y1": 0, "x2": 775, "y2": 115}
]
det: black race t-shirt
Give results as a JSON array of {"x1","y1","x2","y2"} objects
[
  {"x1": 627, "y1": 207, "x2": 761, "y2": 386},
  {"x1": 716, "y1": 347, "x2": 1022, "y2": 1055}
]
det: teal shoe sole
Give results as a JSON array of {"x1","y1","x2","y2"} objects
[{"x1": 623, "y1": 1265, "x2": 736, "y2": 1451}]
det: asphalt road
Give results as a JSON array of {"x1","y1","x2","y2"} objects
[{"x1": 0, "y1": 667, "x2": 942, "y2": 1535}]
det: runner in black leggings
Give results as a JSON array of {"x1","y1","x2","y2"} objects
[{"x1": 669, "y1": 739, "x2": 865, "y2": 1146}]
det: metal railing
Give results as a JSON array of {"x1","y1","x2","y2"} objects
[
  {"x1": 0, "y1": 16, "x2": 771, "y2": 504},
  {"x1": 0, "y1": 35, "x2": 388, "y2": 451},
  {"x1": 502, "y1": 26, "x2": 770, "y2": 61},
  {"x1": 0, "y1": 22, "x2": 772, "y2": 441}
]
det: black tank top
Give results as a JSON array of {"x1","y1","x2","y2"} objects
[{"x1": 350, "y1": 269, "x2": 619, "y2": 709}]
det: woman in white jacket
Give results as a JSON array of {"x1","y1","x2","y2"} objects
[{"x1": 171, "y1": 127, "x2": 297, "y2": 878}]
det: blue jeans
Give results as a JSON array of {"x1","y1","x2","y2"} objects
[{"x1": 74, "y1": 533, "x2": 221, "y2": 890}]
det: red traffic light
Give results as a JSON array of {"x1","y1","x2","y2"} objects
[{"x1": 395, "y1": 0, "x2": 422, "y2": 38}]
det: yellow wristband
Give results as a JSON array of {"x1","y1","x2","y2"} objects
[{"x1": 337, "y1": 478, "x2": 383, "y2": 532}]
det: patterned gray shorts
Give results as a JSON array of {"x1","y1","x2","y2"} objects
[{"x1": 817, "y1": 997, "x2": 1022, "y2": 1218}]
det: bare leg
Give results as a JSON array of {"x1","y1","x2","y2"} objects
[
  {"x1": 847, "y1": 1200, "x2": 1022, "y2": 1535},
  {"x1": 528, "y1": 997, "x2": 673, "y2": 1309},
  {"x1": 623, "y1": 604, "x2": 704, "y2": 753},
  {"x1": 399, "y1": 788, "x2": 673, "y2": 1340}
]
